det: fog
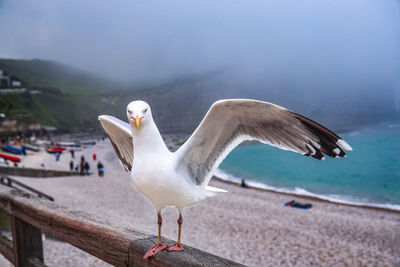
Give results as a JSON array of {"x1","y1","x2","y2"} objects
[{"x1": 0, "y1": 0, "x2": 400, "y2": 126}]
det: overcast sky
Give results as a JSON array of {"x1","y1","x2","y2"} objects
[{"x1": 0, "y1": 0, "x2": 399, "y2": 86}]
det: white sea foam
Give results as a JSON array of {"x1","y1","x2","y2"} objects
[{"x1": 214, "y1": 168, "x2": 400, "y2": 211}]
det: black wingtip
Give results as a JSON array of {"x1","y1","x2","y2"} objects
[{"x1": 292, "y1": 112, "x2": 350, "y2": 160}]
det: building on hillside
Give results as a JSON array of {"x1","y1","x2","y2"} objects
[
  {"x1": 30, "y1": 89, "x2": 42, "y2": 94},
  {"x1": 0, "y1": 88, "x2": 27, "y2": 94},
  {"x1": 0, "y1": 76, "x2": 10, "y2": 87},
  {"x1": 0, "y1": 70, "x2": 10, "y2": 87},
  {"x1": 11, "y1": 80, "x2": 22, "y2": 87}
]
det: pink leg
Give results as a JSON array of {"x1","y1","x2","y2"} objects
[
  {"x1": 143, "y1": 213, "x2": 168, "y2": 259},
  {"x1": 167, "y1": 213, "x2": 184, "y2": 252}
]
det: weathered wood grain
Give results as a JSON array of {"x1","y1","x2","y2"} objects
[
  {"x1": 129, "y1": 236, "x2": 242, "y2": 267},
  {"x1": 0, "y1": 166, "x2": 80, "y2": 177},
  {"x1": 0, "y1": 176, "x2": 54, "y2": 201},
  {"x1": 0, "y1": 233, "x2": 13, "y2": 263},
  {"x1": 0, "y1": 184, "x2": 246, "y2": 266},
  {"x1": 11, "y1": 216, "x2": 45, "y2": 267},
  {"x1": 26, "y1": 256, "x2": 48, "y2": 267}
]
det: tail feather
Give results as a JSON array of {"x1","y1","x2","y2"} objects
[
  {"x1": 206, "y1": 186, "x2": 228, "y2": 193},
  {"x1": 204, "y1": 185, "x2": 228, "y2": 198}
]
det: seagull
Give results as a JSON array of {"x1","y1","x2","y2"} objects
[{"x1": 98, "y1": 99, "x2": 352, "y2": 259}]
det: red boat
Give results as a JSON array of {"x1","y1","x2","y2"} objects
[
  {"x1": 0, "y1": 153, "x2": 21, "y2": 163},
  {"x1": 47, "y1": 147, "x2": 66, "y2": 153}
]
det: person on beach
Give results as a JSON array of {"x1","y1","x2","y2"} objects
[
  {"x1": 93, "y1": 153, "x2": 97, "y2": 161},
  {"x1": 97, "y1": 161, "x2": 104, "y2": 177},
  {"x1": 70, "y1": 150, "x2": 75, "y2": 159},
  {"x1": 74, "y1": 164, "x2": 79, "y2": 172},
  {"x1": 284, "y1": 200, "x2": 313, "y2": 209},
  {"x1": 241, "y1": 179, "x2": 249, "y2": 188},
  {"x1": 69, "y1": 160, "x2": 74, "y2": 171},
  {"x1": 55, "y1": 152, "x2": 61, "y2": 161},
  {"x1": 84, "y1": 161, "x2": 90, "y2": 175},
  {"x1": 80, "y1": 157, "x2": 85, "y2": 176}
]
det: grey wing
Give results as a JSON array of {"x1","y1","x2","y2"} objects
[
  {"x1": 174, "y1": 99, "x2": 352, "y2": 186},
  {"x1": 98, "y1": 115, "x2": 133, "y2": 172}
]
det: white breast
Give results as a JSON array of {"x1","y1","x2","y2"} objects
[{"x1": 131, "y1": 152, "x2": 206, "y2": 211}]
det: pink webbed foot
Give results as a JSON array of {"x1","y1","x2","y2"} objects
[
  {"x1": 143, "y1": 243, "x2": 168, "y2": 259},
  {"x1": 167, "y1": 243, "x2": 184, "y2": 252}
]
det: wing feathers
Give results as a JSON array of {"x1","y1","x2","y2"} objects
[
  {"x1": 175, "y1": 99, "x2": 352, "y2": 186},
  {"x1": 291, "y1": 112, "x2": 350, "y2": 158},
  {"x1": 98, "y1": 115, "x2": 133, "y2": 172}
]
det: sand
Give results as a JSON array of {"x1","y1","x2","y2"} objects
[{"x1": 3, "y1": 140, "x2": 400, "y2": 266}]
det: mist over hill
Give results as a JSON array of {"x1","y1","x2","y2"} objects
[
  {"x1": 1, "y1": 58, "x2": 398, "y2": 134},
  {"x1": 0, "y1": 58, "x2": 123, "y2": 94},
  {"x1": 103, "y1": 68, "x2": 400, "y2": 134}
]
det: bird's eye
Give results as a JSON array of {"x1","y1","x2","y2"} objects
[
  {"x1": 143, "y1": 108, "x2": 148, "y2": 113},
  {"x1": 128, "y1": 110, "x2": 132, "y2": 114}
]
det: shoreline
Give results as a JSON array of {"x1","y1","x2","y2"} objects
[
  {"x1": 7, "y1": 133, "x2": 400, "y2": 214},
  {"x1": 5, "y1": 133, "x2": 399, "y2": 214},
  {"x1": 212, "y1": 176, "x2": 400, "y2": 214}
]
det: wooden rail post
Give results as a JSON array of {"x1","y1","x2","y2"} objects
[
  {"x1": 11, "y1": 216, "x2": 45, "y2": 267},
  {"x1": 0, "y1": 233, "x2": 14, "y2": 263}
]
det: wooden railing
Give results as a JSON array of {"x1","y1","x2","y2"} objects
[
  {"x1": 0, "y1": 184, "x2": 245, "y2": 267},
  {"x1": 0, "y1": 166, "x2": 80, "y2": 178},
  {"x1": 0, "y1": 175, "x2": 54, "y2": 201}
]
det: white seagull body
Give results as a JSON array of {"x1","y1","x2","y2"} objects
[{"x1": 99, "y1": 99, "x2": 352, "y2": 258}]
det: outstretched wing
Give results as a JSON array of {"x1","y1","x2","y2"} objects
[
  {"x1": 98, "y1": 115, "x2": 133, "y2": 172},
  {"x1": 174, "y1": 99, "x2": 352, "y2": 186}
]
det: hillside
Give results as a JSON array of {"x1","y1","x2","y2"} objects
[
  {"x1": 0, "y1": 58, "x2": 398, "y2": 134},
  {"x1": 101, "y1": 71, "x2": 400, "y2": 134},
  {"x1": 0, "y1": 88, "x2": 107, "y2": 131},
  {"x1": 0, "y1": 58, "x2": 121, "y2": 94},
  {"x1": 0, "y1": 58, "x2": 117, "y2": 132}
]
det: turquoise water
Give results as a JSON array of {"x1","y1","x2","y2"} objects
[{"x1": 218, "y1": 123, "x2": 400, "y2": 210}]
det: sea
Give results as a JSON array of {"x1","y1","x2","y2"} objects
[{"x1": 217, "y1": 121, "x2": 400, "y2": 211}]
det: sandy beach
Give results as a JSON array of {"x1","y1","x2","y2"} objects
[{"x1": 3, "y1": 140, "x2": 399, "y2": 266}]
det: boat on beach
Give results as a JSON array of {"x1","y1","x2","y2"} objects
[
  {"x1": 22, "y1": 144, "x2": 41, "y2": 152},
  {"x1": 47, "y1": 147, "x2": 66, "y2": 153},
  {"x1": 0, "y1": 153, "x2": 21, "y2": 163},
  {"x1": 1, "y1": 145, "x2": 26, "y2": 156},
  {"x1": 80, "y1": 139, "x2": 96, "y2": 146},
  {"x1": 55, "y1": 141, "x2": 80, "y2": 147}
]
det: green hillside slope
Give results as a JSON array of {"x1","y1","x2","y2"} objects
[
  {"x1": 0, "y1": 88, "x2": 105, "y2": 130},
  {"x1": 0, "y1": 58, "x2": 121, "y2": 94}
]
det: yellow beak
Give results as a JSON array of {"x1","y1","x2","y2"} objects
[{"x1": 133, "y1": 115, "x2": 142, "y2": 129}]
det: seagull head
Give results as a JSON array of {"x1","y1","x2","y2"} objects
[{"x1": 126, "y1": 100, "x2": 152, "y2": 130}]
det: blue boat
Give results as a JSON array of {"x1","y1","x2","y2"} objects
[
  {"x1": 1, "y1": 145, "x2": 27, "y2": 156},
  {"x1": 22, "y1": 144, "x2": 40, "y2": 152}
]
